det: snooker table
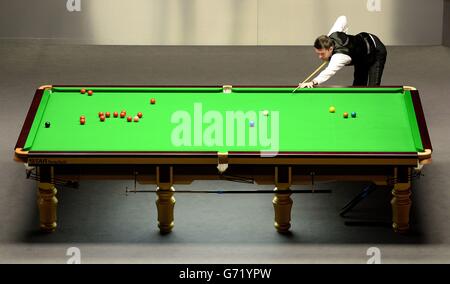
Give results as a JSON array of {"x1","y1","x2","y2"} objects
[{"x1": 14, "y1": 85, "x2": 432, "y2": 234}]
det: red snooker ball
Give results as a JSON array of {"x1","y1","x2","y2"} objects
[
  {"x1": 127, "y1": 116, "x2": 132, "y2": 122},
  {"x1": 80, "y1": 118, "x2": 85, "y2": 125},
  {"x1": 80, "y1": 115, "x2": 85, "y2": 119},
  {"x1": 120, "y1": 112, "x2": 126, "y2": 118},
  {"x1": 100, "y1": 115, "x2": 106, "y2": 122},
  {"x1": 105, "y1": 112, "x2": 110, "y2": 118},
  {"x1": 98, "y1": 112, "x2": 104, "y2": 117},
  {"x1": 150, "y1": 98, "x2": 156, "y2": 104},
  {"x1": 80, "y1": 89, "x2": 86, "y2": 94},
  {"x1": 87, "y1": 90, "x2": 93, "y2": 96},
  {"x1": 113, "y1": 111, "x2": 119, "y2": 118},
  {"x1": 137, "y1": 112, "x2": 143, "y2": 118}
]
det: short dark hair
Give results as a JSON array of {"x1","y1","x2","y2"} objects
[{"x1": 314, "y1": 35, "x2": 334, "y2": 49}]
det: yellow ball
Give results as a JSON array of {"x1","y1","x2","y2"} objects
[{"x1": 329, "y1": 106, "x2": 336, "y2": 113}]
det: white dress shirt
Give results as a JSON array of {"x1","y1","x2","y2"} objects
[{"x1": 313, "y1": 16, "x2": 352, "y2": 85}]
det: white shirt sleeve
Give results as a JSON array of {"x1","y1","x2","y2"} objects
[
  {"x1": 313, "y1": 54, "x2": 351, "y2": 85},
  {"x1": 312, "y1": 15, "x2": 350, "y2": 85},
  {"x1": 327, "y1": 15, "x2": 348, "y2": 36}
]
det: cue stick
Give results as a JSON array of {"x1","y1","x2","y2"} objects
[{"x1": 292, "y1": 61, "x2": 328, "y2": 93}]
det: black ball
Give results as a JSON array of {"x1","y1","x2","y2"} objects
[{"x1": 45, "y1": 121, "x2": 51, "y2": 128}]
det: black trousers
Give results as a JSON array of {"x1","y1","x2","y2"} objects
[{"x1": 353, "y1": 34, "x2": 387, "y2": 86}]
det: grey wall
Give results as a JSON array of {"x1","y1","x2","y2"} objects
[
  {"x1": 0, "y1": 0, "x2": 444, "y2": 45},
  {"x1": 444, "y1": 0, "x2": 450, "y2": 46}
]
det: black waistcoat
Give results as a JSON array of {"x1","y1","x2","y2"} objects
[{"x1": 329, "y1": 32, "x2": 369, "y2": 65}]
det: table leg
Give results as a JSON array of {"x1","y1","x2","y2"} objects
[
  {"x1": 155, "y1": 166, "x2": 175, "y2": 234},
  {"x1": 391, "y1": 168, "x2": 412, "y2": 233},
  {"x1": 37, "y1": 166, "x2": 57, "y2": 232},
  {"x1": 273, "y1": 188, "x2": 293, "y2": 233},
  {"x1": 273, "y1": 166, "x2": 293, "y2": 233},
  {"x1": 156, "y1": 186, "x2": 175, "y2": 234},
  {"x1": 391, "y1": 183, "x2": 411, "y2": 233}
]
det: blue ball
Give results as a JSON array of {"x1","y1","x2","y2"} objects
[
  {"x1": 351, "y1": 112, "x2": 357, "y2": 118},
  {"x1": 249, "y1": 121, "x2": 255, "y2": 127}
]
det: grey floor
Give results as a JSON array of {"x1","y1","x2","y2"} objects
[{"x1": 0, "y1": 39, "x2": 449, "y2": 263}]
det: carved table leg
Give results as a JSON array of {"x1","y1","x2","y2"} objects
[
  {"x1": 273, "y1": 166, "x2": 293, "y2": 233},
  {"x1": 391, "y1": 168, "x2": 412, "y2": 233},
  {"x1": 155, "y1": 166, "x2": 175, "y2": 233},
  {"x1": 37, "y1": 166, "x2": 57, "y2": 232}
]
